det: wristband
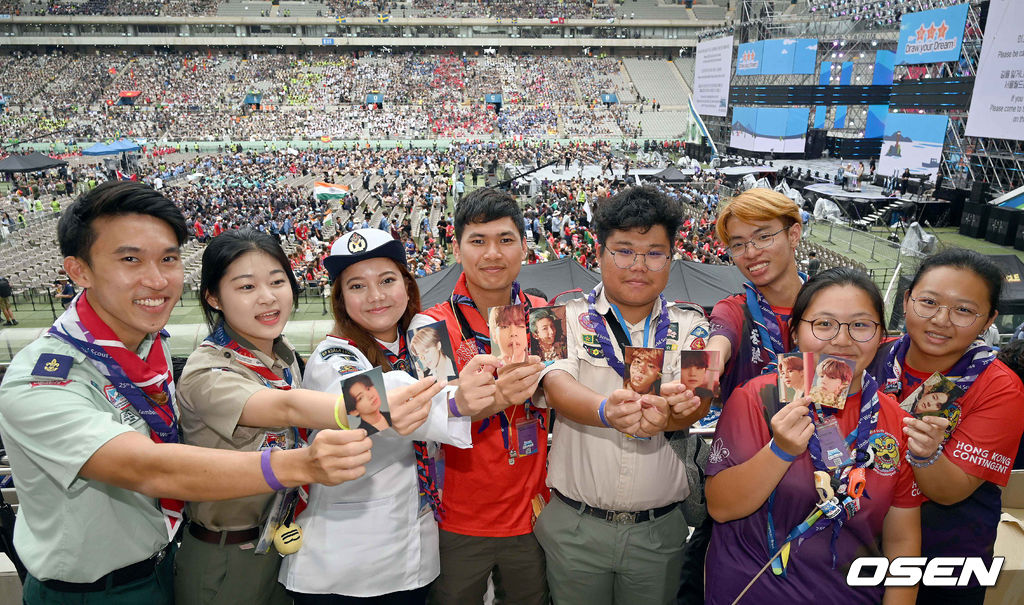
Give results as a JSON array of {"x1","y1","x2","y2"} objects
[
  {"x1": 334, "y1": 394, "x2": 349, "y2": 429},
  {"x1": 769, "y1": 439, "x2": 799, "y2": 463},
  {"x1": 906, "y1": 444, "x2": 943, "y2": 468},
  {"x1": 261, "y1": 447, "x2": 286, "y2": 491},
  {"x1": 598, "y1": 398, "x2": 611, "y2": 428},
  {"x1": 448, "y1": 392, "x2": 463, "y2": 418}
]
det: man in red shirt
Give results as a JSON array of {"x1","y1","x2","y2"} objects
[{"x1": 410, "y1": 188, "x2": 549, "y2": 604}]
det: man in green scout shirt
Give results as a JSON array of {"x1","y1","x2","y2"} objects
[{"x1": 0, "y1": 181, "x2": 373, "y2": 604}]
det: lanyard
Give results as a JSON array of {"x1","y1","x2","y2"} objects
[
  {"x1": 608, "y1": 303, "x2": 653, "y2": 348},
  {"x1": 48, "y1": 328, "x2": 179, "y2": 443},
  {"x1": 586, "y1": 284, "x2": 669, "y2": 377}
]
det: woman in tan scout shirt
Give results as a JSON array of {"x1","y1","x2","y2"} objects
[{"x1": 174, "y1": 229, "x2": 442, "y2": 605}]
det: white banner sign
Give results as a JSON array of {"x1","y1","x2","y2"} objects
[
  {"x1": 693, "y1": 36, "x2": 733, "y2": 118},
  {"x1": 964, "y1": 0, "x2": 1024, "y2": 141}
]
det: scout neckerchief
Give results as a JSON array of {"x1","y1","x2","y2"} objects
[
  {"x1": 447, "y1": 272, "x2": 545, "y2": 449},
  {"x1": 48, "y1": 291, "x2": 184, "y2": 540},
  {"x1": 585, "y1": 283, "x2": 670, "y2": 377},
  {"x1": 743, "y1": 273, "x2": 806, "y2": 374},
  {"x1": 200, "y1": 322, "x2": 309, "y2": 518},
  {"x1": 880, "y1": 333, "x2": 995, "y2": 397},
  {"x1": 377, "y1": 334, "x2": 444, "y2": 521},
  {"x1": 766, "y1": 373, "x2": 881, "y2": 576}
]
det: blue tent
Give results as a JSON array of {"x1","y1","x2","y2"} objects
[{"x1": 82, "y1": 139, "x2": 142, "y2": 156}]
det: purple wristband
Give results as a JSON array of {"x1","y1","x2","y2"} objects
[
  {"x1": 261, "y1": 447, "x2": 286, "y2": 491},
  {"x1": 448, "y1": 392, "x2": 463, "y2": 418}
]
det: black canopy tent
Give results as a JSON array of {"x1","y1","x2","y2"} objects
[
  {"x1": 0, "y1": 152, "x2": 68, "y2": 173},
  {"x1": 417, "y1": 257, "x2": 601, "y2": 307},
  {"x1": 417, "y1": 258, "x2": 745, "y2": 312},
  {"x1": 665, "y1": 260, "x2": 746, "y2": 311}
]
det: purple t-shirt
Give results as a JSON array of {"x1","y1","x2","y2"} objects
[
  {"x1": 704, "y1": 375, "x2": 921, "y2": 605},
  {"x1": 709, "y1": 294, "x2": 792, "y2": 402}
]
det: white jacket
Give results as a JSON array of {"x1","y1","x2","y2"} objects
[{"x1": 278, "y1": 335, "x2": 471, "y2": 596}]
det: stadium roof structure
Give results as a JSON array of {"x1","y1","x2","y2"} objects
[
  {"x1": 82, "y1": 139, "x2": 142, "y2": 156},
  {"x1": 0, "y1": 151, "x2": 68, "y2": 173}
]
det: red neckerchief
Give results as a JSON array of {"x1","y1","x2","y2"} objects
[
  {"x1": 75, "y1": 292, "x2": 184, "y2": 535},
  {"x1": 200, "y1": 323, "x2": 310, "y2": 518},
  {"x1": 377, "y1": 335, "x2": 444, "y2": 521}
]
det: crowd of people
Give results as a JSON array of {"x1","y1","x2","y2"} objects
[
  {"x1": 0, "y1": 50, "x2": 646, "y2": 144},
  {"x1": 2, "y1": 180, "x2": 1022, "y2": 605}
]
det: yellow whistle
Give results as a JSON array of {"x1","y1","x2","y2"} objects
[{"x1": 273, "y1": 522, "x2": 303, "y2": 555}]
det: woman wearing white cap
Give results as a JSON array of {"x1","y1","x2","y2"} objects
[{"x1": 279, "y1": 229, "x2": 501, "y2": 604}]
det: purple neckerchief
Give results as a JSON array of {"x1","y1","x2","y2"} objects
[
  {"x1": 585, "y1": 283, "x2": 670, "y2": 377},
  {"x1": 48, "y1": 326, "x2": 179, "y2": 443},
  {"x1": 743, "y1": 272, "x2": 806, "y2": 375},
  {"x1": 768, "y1": 372, "x2": 881, "y2": 574},
  {"x1": 881, "y1": 333, "x2": 995, "y2": 395}
]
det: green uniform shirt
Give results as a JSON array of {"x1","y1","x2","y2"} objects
[{"x1": 0, "y1": 333, "x2": 170, "y2": 582}]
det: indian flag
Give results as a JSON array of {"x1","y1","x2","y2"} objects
[{"x1": 314, "y1": 182, "x2": 349, "y2": 201}]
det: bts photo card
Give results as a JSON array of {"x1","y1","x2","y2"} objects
[
  {"x1": 489, "y1": 304, "x2": 528, "y2": 364},
  {"x1": 528, "y1": 305, "x2": 567, "y2": 362},
  {"x1": 679, "y1": 350, "x2": 721, "y2": 407},
  {"x1": 807, "y1": 354, "x2": 856, "y2": 410},
  {"x1": 340, "y1": 367, "x2": 391, "y2": 436},
  {"x1": 900, "y1": 372, "x2": 965, "y2": 418},
  {"x1": 778, "y1": 352, "x2": 813, "y2": 403},
  {"x1": 407, "y1": 320, "x2": 458, "y2": 381},
  {"x1": 623, "y1": 346, "x2": 665, "y2": 396}
]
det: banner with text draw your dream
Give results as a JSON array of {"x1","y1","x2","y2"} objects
[
  {"x1": 964, "y1": 0, "x2": 1024, "y2": 142},
  {"x1": 895, "y1": 3, "x2": 969, "y2": 65}
]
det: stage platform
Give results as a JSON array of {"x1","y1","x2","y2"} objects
[{"x1": 804, "y1": 182, "x2": 903, "y2": 203}]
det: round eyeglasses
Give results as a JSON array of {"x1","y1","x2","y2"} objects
[
  {"x1": 800, "y1": 318, "x2": 881, "y2": 343},
  {"x1": 607, "y1": 248, "x2": 670, "y2": 271},
  {"x1": 908, "y1": 296, "x2": 984, "y2": 328}
]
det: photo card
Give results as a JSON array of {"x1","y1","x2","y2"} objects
[
  {"x1": 808, "y1": 354, "x2": 857, "y2": 410},
  {"x1": 778, "y1": 352, "x2": 814, "y2": 403},
  {"x1": 528, "y1": 305, "x2": 568, "y2": 361},
  {"x1": 679, "y1": 349, "x2": 721, "y2": 408},
  {"x1": 488, "y1": 304, "x2": 528, "y2": 364},
  {"x1": 340, "y1": 366, "x2": 391, "y2": 436},
  {"x1": 407, "y1": 319, "x2": 458, "y2": 381},
  {"x1": 900, "y1": 372, "x2": 965, "y2": 418},
  {"x1": 623, "y1": 346, "x2": 665, "y2": 396}
]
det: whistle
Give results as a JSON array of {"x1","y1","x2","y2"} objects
[
  {"x1": 847, "y1": 468, "x2": 866, "y2": 499},
  {"x1": 814, "y1": 470, "x2": 834, "y2": 503}
]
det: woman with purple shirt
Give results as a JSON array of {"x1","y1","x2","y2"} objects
[{"x1": 704, "y1": 269, "x2": 921, "y2": 605}]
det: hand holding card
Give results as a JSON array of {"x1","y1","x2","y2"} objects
[
  {"x1": 489, "y1": 304, "x2": 529, "y2": 364},
  {"x1": 623, "y1": 346, "x2": 665, "y2": 396},
  {"x1": 807, "y1": 354, "x2": 855, "y2": 409},
  {"x1": 340, "y1": 367, "x2": 391, "y2": 436},
  {"x1": 408, "y1": 320, "x2": 458, "y2": 381},
  {"x1": 529, "y1": 305, "x2": 568, "y2": 361},
  {"x1": 900, "y1": 372, "x2": 964, "y2": 418}
]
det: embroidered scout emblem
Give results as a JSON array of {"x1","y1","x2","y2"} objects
[
  {"x1": 347, "y1": 232, "x2": 368, "y2": 253},
  {"x1": 32, "y1": 354, "x2": 73, "y2": 379}
]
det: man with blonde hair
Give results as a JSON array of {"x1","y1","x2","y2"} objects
[{"x1": 677, "y1": 187, "x2": 805, "y2": 602}]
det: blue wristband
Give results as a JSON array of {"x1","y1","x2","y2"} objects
[
  {"x1": 598, "y1": 398, "x2": 611, "y2": 428},
  {"x1": 769, "y1": 439, "x2": 799, "y2": 463}
]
